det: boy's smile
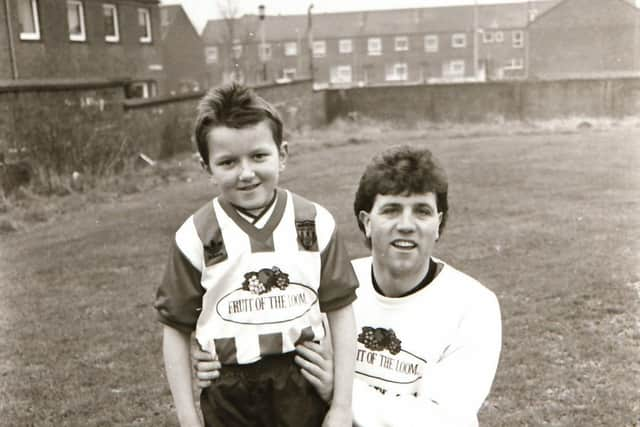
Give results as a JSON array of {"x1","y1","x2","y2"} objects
[{"x1": 206, "y1": 121, "x2": 287, "y2": 213}]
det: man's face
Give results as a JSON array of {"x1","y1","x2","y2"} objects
[
  {"x1": 206, "y1": 121, "x2": 287, "y2": 212},
  {"x1": 360, "y1": 193, "x2": 442, "y2": 277}
]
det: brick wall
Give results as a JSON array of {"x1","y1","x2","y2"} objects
[
  {"x1": 324, "y1": 78, "x2": 640, "y2": 123},
  {"x1": 2, "y1": 77, "x2": 638, "y2": 174},
  {"x1": 7, "y1": 0, "x2": 164, "y2": 85}
]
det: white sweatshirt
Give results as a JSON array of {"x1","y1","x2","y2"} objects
[{"x1": 350, "y1": 256, "x2": 502, "y2": 427}]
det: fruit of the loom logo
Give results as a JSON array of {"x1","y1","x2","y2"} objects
[
  {"x1": 357, "y1": 326, "x2": 402, "y2": 355},
  {"x1": 242, "y1": 267, "x2": 290, "y2": 295}
]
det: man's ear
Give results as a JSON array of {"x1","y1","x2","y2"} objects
[
  {"x1": 279, "y1": 141, "x2": 289, "y2": 171},
  {"x1": 358, "y1": 210, "x2": 372, "y2": 238}
]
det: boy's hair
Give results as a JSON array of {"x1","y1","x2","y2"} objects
[
  {"x1": 194, "y1": 83, "x2": 283, "y2": 166},
  {"x1": 353, "y1": 145, "x2": 449, "y2": 240}
]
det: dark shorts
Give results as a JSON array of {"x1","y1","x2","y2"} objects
[{"x1": 200, "y1": 352, "x2": 328, "y2": 427}]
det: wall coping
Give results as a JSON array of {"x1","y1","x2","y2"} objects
[
  {"x1": 123, "y1": 91, "x2": 206, "y2": 109},
  {"x1": 253, "y1": 79, "x2": 313, "y2": 90},
  {"x1": 0, "y1": 78, "x2": 129, "y2": 93}
]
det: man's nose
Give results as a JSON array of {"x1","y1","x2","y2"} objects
[{"x1": 396, "y1": 210, "x2": 416, "y2": 232}]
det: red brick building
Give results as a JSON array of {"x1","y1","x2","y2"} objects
[
  {"x1": 160, "y1": 4, "x2": 207, "y2": 94},
  {"x1": 528, "y1": 0, "x2": 640, "y2": 79},
  {"x1": 201, "y1": 2, "x2": 558, "y2": 88},
  {"x1": 0, "y1": 0, "x2": 164, "y2": 97}
]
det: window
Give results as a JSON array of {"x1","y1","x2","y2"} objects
[
  {"x1": 504, "y1": 58, "x2": 524, "y2": 70},
  {"x1": 424, "y1": 35, "x2": 438, "y2": 52},
  {"x1": 17, "y1": 0, "x2": 40, "y2": 40},
  {"x1": 385, "y1": 63, "x2": 408, "y2": 81},
  {"x1": 482, "y1": 31, "x2": 493, "y2": 43},
  {"x1": 313, "y1": 40, "x2": 326, "y2": 57},
  {"x1": 330, "y1": 65, "x2": 352, "y2": 84},
  {"x1": 259, "y1": 43, "x2": 272, "y2": 60},
  {"x1": 138, "y1": 8, "x2": 152, "y2": 43},
  {"x1": 513, "y1": 30, "x2": 524, "y2": 48},
  {"x1": 395, "y1": 36, "x2": 409, "y2": 52},
  {"x1": 126, "y1": 81, "x2": 157, "y2": 99},
  {"x1": 368, "y1": 38, "x2": 382, "y2": 55},
  {"x1": 443, "y1": 60, "x2": 465, "y2": 77},
  {"x1": 67, "y1": 1, "x2": 86, "y2": 42},
  {"x1": 103, "y1": 4, "x2": 119, "y2": 43},
  {"x1": 339, "y1": 39, "x2": 352, "y2": 54},
  {"x1": 284, "y1": 41, "x2": 298, "y2": 56},
  {"x1": 232, "y1": 44, "x2": 242, "y2": 59},
  {"x1": 452, "y1": 33, "x2": 466, "y2": 48},
  {"x1": 495, "y1": 31, "x2": 504, "y2": 42},
  {"x1": 282, "y1": 68, "x2": 297, "y2": 80},
  {"x1": 205, "y1": 46, "x2": 218, "y2": 64}
]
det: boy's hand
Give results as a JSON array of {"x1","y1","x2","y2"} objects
[
  {"x1": 191, "y1": 348, "x2": 221, "y2": 389},
  {"x1": 322, "y1": 405, "x2": 352, "y2": 427},
  {"x1": 294, "y1": 340, "x2": 334, "y2": 402}
]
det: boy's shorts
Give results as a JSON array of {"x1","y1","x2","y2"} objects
[{"x1": 200, "y1": 352, "x2": 328, "y2": 427}]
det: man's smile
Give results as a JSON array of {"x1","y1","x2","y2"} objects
[{"x1": 390, "y1": 239, "x2": 417, "y2": 250}]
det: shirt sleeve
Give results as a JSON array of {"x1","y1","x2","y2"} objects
[
  {"x1": 154, "y1": 226, "x2": 206, "y2": 333},
  {"x1": 352, "y1": 292, "x2": 502, "y2": 426},
  {"x1": 316, "y1": 221, "x2": 359, "y2": 313}
]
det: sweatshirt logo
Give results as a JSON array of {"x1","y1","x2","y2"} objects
[
  {"x1": 355, "y1": 326, "x2": 426, "y2": 387},
  {"x1": 216, "y1": 266, "x2": 318, "y2": 325}
]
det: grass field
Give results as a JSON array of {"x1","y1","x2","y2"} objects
[{"x1": 1, "y1": 124, "x2": 639, "y2": 426}]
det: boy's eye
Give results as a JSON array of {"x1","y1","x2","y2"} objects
[
  {"x1": 216, "y1": 159, "x2": 234, "y2": 167},
  {"x1": 253, "y1": 152, "x2": 270, "y2": 161}
]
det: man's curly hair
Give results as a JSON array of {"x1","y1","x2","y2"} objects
[{"x1": 353, "y1": 145, "x2": 449, "y2": 239}]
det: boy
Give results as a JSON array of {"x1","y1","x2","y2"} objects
[{"x1": 154, "y1": 83, "x2": 357, "y2": 427}]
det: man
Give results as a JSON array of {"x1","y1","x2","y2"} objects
[{"x1": 194, "y1": 146, "x2": 502, "y2": 426}]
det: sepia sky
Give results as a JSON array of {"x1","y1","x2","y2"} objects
[{"x1": 160, "y1": 0, "x2": 543, "y2": 33}]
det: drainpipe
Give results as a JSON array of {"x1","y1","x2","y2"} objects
[{"x1": 4, "y1": 0, "x2": 19, "y2": 79}]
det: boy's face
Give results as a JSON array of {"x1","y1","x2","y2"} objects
[
  {"x1": 206, "y1": 121, "x2": 287, "y2": 212},
  {"x1": 359, "y1": 192, "x2": 442, "y2": 278}
]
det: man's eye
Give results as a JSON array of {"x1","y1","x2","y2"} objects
[
  {"x1": 415, "y1": 208, "x2": 433, "y2": 217},
  {"x1": 380, "y1": 207, "x2": 399, "y2": 215}
]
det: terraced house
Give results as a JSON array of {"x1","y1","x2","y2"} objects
[
  {"x1": 0, "y1": 0, "x2": 164, "y2": 97},
  {"x1": 201, "y1": 1, "x2": 558, "y2": 88}
]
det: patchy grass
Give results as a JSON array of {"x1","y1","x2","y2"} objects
[{"x1": 0, "y1": 124, "x2": 639, "y2": 426}]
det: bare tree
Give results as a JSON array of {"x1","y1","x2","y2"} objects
[{"x1": 217, "y1": 0, "x2": 241, "y2": 83}]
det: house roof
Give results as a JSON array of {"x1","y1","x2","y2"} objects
[
  {"x1": 160, "y1": 4, "x2": 200, "y2": 41},
  {"x1": 528, "y1": 0, "x2": 639, "y2": 26},
  {"x1": 202, "y1": 1, "x2": 559, "y2": 45}
]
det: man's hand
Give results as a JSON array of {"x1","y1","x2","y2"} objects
[
  {"x1": 191, "y1": 347, "x2": 221, "y2": 389},
  {"x1": 294, "y1": 340, "x2": 334, "y2": 403}
]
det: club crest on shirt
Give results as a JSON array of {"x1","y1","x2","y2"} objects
[
  {"x1": 295, "y1": 220, "x2": 318, "y2": 251},
  {"x1": 355, "y1": 326, "x2": 426, "y2": 389}
]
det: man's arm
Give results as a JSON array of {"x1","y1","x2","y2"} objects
[
  {"x1": 163, "y1": 325, "x2": 202, "y2": 427},
  {"x1": 323, "y1": 304, "x2": 356, "y2": 427}
]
